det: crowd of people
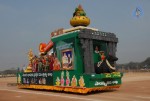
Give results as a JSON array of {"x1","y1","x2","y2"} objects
[{"x1": 29, "y1": 53, "x2": 61, "y2": 72}]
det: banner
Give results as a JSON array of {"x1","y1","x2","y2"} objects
[{"x1": 22, "y1": 71, "x2": 53, "y2": 85}]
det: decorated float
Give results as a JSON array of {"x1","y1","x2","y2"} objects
[{"x1": 17, "y1": 5, "x2": 123, "y2": 94}]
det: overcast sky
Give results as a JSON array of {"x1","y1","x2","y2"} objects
[{"x1": 0, "y1": 0, "x2": 150, "y2": 70}]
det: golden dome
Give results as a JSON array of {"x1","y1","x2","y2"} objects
[{"x1": 70, "y1": 5, "x2": 90, "y2": 27}]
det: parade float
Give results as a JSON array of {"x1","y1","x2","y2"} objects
[{"x1": 17, "y1": 5, "x2": 123, "y2": 94}]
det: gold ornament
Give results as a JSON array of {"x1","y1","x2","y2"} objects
[
  {"x1": 79, "y1": 76, "x2": 85, "y2": 87},
  {"x1": 70, "y1": 5, "x2": 90, "y2": 27},
  {"x1": 56, "y1": 77, "x2": 60, "y2": 86},
  {"x1": 71, "y1": 75, "x2": 77, "y2": 87}
]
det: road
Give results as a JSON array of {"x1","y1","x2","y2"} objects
[{"x1": 0, "y1": 72, "x2": 150, "y2": 101}]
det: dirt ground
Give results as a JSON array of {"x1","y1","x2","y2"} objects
[{"x1": 0, "y1": 72, "x2": 150, "y2": 101}]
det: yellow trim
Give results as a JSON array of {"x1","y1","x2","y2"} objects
[
  {"x1": 105, "y1": 73, "x2": 112, "y2": 78},
  {"x1": 64, "y1": 26, "x2": 98, "y2": 32},
  {"x1": 18, "y1": 84, "x2": 121, "y2": 94}
]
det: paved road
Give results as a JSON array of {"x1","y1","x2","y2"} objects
[{"x1": 0, "y1": 73, "x2": 150, "y2": 101}]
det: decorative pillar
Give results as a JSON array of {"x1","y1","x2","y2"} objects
[
  {"x1": 80, "y1": 39, "x2": 94, "y2": 74},
  {"x1": 89, "y1": 39, "x2": 94, "y2": 73}
]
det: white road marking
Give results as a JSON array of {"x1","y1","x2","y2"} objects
[
  {"x1": 0, "y1": 88, "x2": 103, "y2": 101},
  {"x1": 136, "y1": 96, "x2": 150, "y2": 99},
  {"x1": 15, "y1": 96, "x2": 21, "y2": 98}
]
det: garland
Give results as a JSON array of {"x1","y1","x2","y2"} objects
[{"x1": 18, "y1": 84, "x2": 120, "y2": 94}]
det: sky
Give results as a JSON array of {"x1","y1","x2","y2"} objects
[{"x1": 0, "y1": 0, "x2": 150, "y2": 70}]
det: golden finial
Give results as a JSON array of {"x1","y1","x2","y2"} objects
[{"x1": 70, "y1": 5, "x2": 90, "y2": 27}]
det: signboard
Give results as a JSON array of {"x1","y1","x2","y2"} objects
[{"x1": 22, "y1": 71, "x2": 53, "y2": 85}]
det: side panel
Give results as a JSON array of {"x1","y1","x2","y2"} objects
[
  {"x1": 53, "y1": 70, "x2": 89, "y2": 87},
  {"x1": 88, "y1": 72, "x2": 123, "y2": 88},
  {"x1": 18, "y1": 72, "x2": 53, "y2": 85},
  {"x1": 52, "y1": 71, "x2": 123, "y2": 88}
]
